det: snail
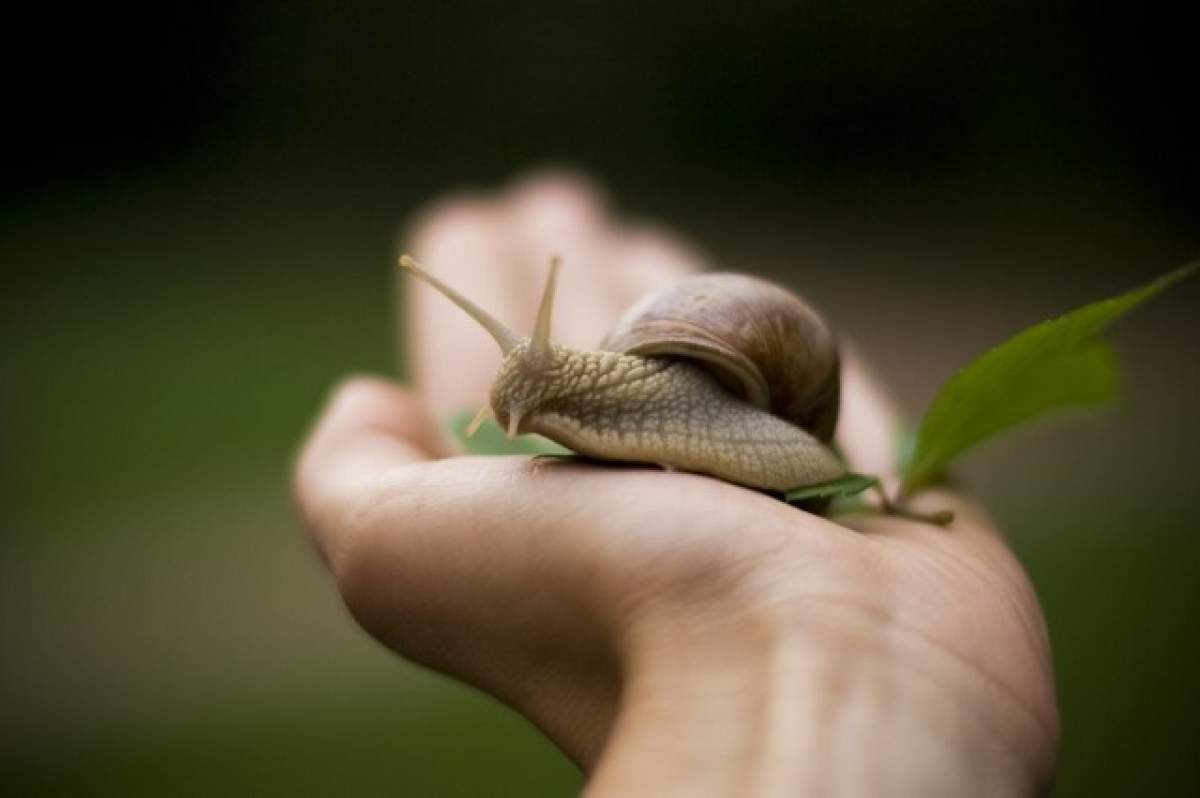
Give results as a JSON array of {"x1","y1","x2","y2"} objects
[{"x1": 399, "y1": 254, "x2": 846, "y2": 493}]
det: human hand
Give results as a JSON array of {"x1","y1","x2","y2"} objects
[{"x1": 294, "y1": 172, "x2": 1059, "y2": 796}]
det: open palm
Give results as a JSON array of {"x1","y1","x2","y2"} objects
[{"x1": 295, "y1": 173, "x2": 1058, "y2": 796}]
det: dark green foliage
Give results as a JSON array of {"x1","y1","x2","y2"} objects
[{"x1": 785, "y1": 473, "x2": 879, "y2": 503}]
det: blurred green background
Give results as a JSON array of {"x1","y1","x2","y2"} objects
[{"x1": 3, "y1": 2, "x2": 1197, "y2": 794}]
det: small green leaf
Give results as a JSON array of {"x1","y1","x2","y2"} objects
[
  {"x1": 786, "y1": 473, "x2": 879, "y2": 503},
  {"x1": 448, "y1": 409, "x2": 572, "y2": 456},
  {"x1": 902, "y1": 261, "x2": 1197, "y2": 494}
]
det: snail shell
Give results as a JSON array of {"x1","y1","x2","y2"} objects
[{"x1": 602, "y1": 273, "x2": 841, "y2": 443}]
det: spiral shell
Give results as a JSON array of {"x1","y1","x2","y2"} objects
[{"x1": 601, "y1": 273, "x2": 840, "y2": 442}]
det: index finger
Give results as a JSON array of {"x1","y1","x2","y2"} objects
[{"x1": 404, "y1": 196, "x2": 519, "y2": 411}]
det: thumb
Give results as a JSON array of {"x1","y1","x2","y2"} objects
[{"x1": 293, "y1": 375, "x2": 450, "y2": 568}]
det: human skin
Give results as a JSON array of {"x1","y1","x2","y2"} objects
[{"x1": 293, "y1": 172, "x2": 1059, "y2": 796}]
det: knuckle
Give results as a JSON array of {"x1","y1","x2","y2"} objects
[
  {"x1": 406, "y1": 193, "x2": 498, "y2": 250},
  {"x1": 508, "y1": 173, "x2": 606, "y2": 232}
]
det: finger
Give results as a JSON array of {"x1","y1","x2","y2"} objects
[
  {"x1": 503, "y1": 169, "x2": 628, "y2": 348},
  {"x1": 608, "y1": 224, "x2": 704, "y2": 305},
  {"x1": 294, "y1": 376, "x2": 449, "y2": 565},
  {"x1": 405, "y1": 195, "x2": 518, "y2": 410},
  {"x1": 836, "y1": 343, "x2": 907, "y2": 491}
]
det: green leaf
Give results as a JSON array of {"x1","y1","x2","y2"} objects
[
  {"x1": 902, "y1": 261, "x2": 1197, "y2": 494},
  {"x1": 448, "y1": 409, "x2": 573, "y2": 456},
  {"x1": 786, "y1": 473, "x2": 879, "y2": 503}
]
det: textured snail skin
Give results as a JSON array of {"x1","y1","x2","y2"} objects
[{"x1": 492, "y1": 342, "x2": 846, "y2": 491}]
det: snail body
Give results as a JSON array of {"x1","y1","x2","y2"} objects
[{"x1": 400, "y1": 255, "x2": 845, "y2": 492}]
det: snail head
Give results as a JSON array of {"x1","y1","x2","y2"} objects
[{"x1": 399, "y1": 254, "x2": 566, "y2": 438}]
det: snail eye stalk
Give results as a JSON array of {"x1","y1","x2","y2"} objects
[
  {"x1": 399, "y1": 255, "x2": 522, "y2": 355},
  {"x1": 529, "y1": 255, "x2": 561, "y2": 359}
]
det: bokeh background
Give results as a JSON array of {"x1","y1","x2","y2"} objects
[{"x1": 3, "y1": 2, "x2": 1197, "y2": 794}]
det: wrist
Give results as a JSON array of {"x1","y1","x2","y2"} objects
[{"x1": 587, "y1": 589, "x2": 1052, "y2": 797}]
